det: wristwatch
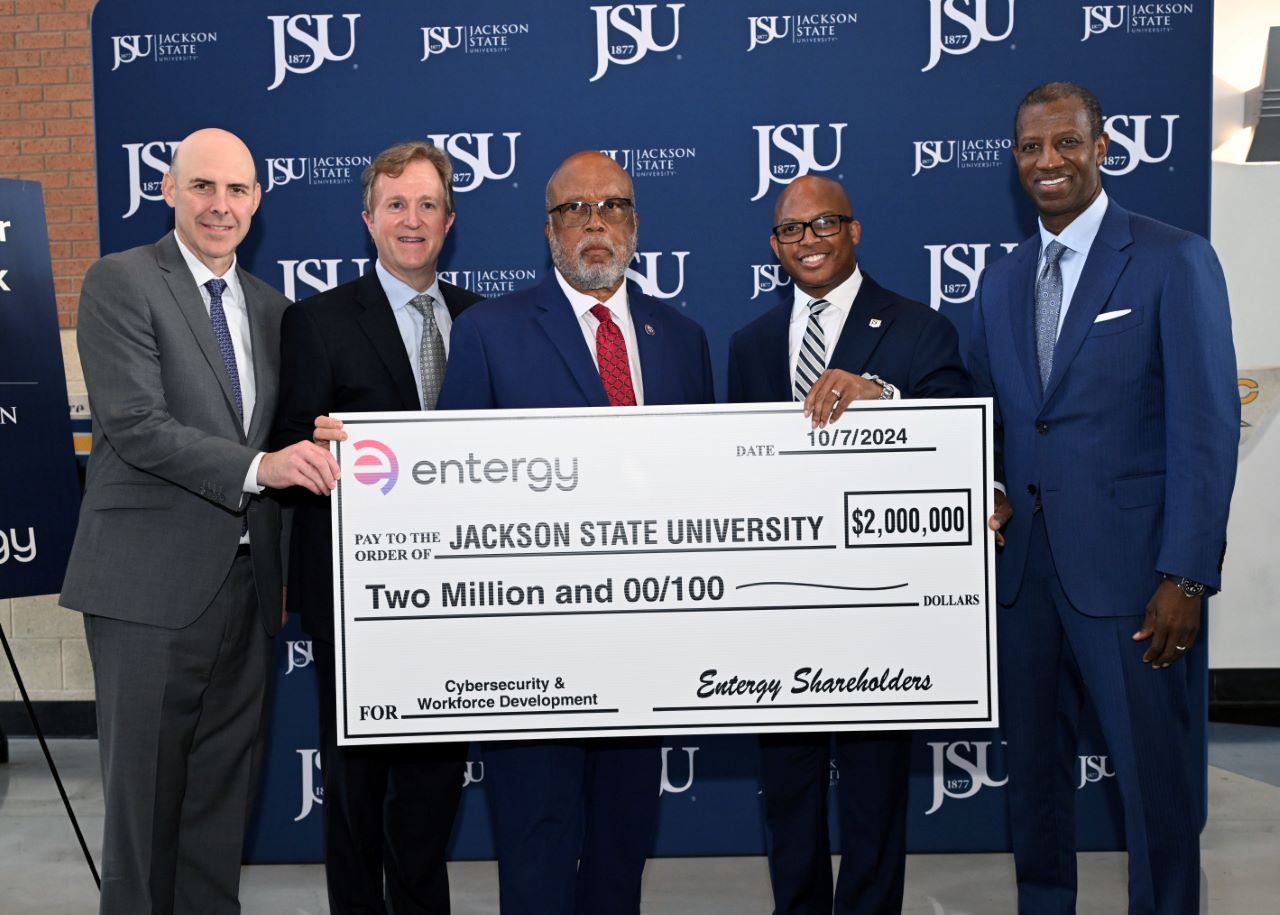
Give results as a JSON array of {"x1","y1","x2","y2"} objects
[
  {"x1": 864, "y1": 374, "x2": 896, "y2": 400},
  {"x1": 1167, "y1": 575, "x2": 1206, "y2": 599}
]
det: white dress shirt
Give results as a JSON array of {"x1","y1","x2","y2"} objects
[
  {"x1": 173, "y1": 234, "x2": 264, "y2": 513},
  {"x1": 1036, "y1": 189, "x2": 1109, "y2": 339},
  {"x1": 555, "y1": 269, "x2": 645, "y2": 405},
  {"x1": 376, "y1": 260, "x2": 454, "y2": 409}
]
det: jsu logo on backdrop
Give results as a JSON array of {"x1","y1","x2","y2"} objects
[
  {"x1": 297, "y1": 751, "x2": 487, "y2": 820},
  {"x1": 420, "y1": 22, "x2": 530, "y2": 60},
  {"x1": 591, "y1": 3, "x2": 684, "y2": 82},
  {"x1": 1082, "y1": 3, "x2": 1194, "y2": 40},
  {"x1": 746, "y1": 12, "x2": 859, "y2": 52},
  {"x1": 278, "y1": 258, "x2": 371, "y2": 302},
  {"x1": 437, "y1": 267, "x2": 537, "y2": 296},
  {"x1": 752, "y1": 123, "x2": 846, "y2": 202},
  {"x1": 627, "y1": 251, "x2": 688, "y2": 300},
  {"x1": 925, "y1": 242, "x2": 1019, "y2": 311},
  {"x1": 1101, "y1": 114, "x2": 1177, "y2": 176},
  {"x1": 600, "y1": 146, "x2": 695, "y2": 179},
  {"x1": 110, "y1": 32, "x2": 217, "y2": 70},
  {"x1": 265, "y1": 155, "x2": 372, "y2": 192},
  {"x1": 912, "y1": 137, "x2": 1011, "y2": 176},
  {"x1": 926, "y1": 740, "x2": 1116, "y2": 814},
  {"x1": 121, "y1": 140, "x2": 179, "y2": 219},
  {"x1": 751, "y1": 263, "x2": 792, "y2": 300},
  {"x1": 424, "y1": 133, "x2": 519, "y2": 192},
  {"x1": 284, "y1": 640, "x2": 314, "y2": 676},
  {"x1": 926, "y1": 740, "x2": 1008, "y2": 815},
  {"x1": 923, "y1": 0, "x2": 1016, "y2": 73},
  {"x1": 268, "y1": 13, "x2": 360, "y2": 91}
]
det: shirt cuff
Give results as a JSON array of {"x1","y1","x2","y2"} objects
[
  {"x1": 243, "y1": 452, "x2": 266, "y2": 496},
  {"x1": 993, "y1": 481, "x2": 1006, "y2": 495}
]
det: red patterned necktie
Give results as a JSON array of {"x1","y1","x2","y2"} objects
[{"x1": 590, "y1": 303, "x2": 637, "y2": 407}]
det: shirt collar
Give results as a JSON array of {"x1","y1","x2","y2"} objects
[
  {"x1": 376, "y1": 260, "x2": 443, "y2": 314},
  {"x1": 1038, "y1": 188, "x2": 1109, "y2": 258},
  {"x1": 173, "y1": 231, "x2": 242, "y2": 300},
  {"x1": 789, "y1": 264, "x2": 863, "y2": 320},
  {"x1": 555, "y1": 268, "x2": 630, "y2": 321}
]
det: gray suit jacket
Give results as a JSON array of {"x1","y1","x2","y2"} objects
[{"x1": 61, "y1": 232, "x2": 290, "y2": 635}]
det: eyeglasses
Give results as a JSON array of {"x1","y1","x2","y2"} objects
[
  {"x1": 547, "y1": 197, "x2": 635, "y2": 227},
  {"x1": 772, "y1": 214, "x2": 854, "y2": 244}
]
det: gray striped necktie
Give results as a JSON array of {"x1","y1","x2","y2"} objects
[
  {"x1": 793, "y1": 298, "x2": 831, "y2": 401},
  {"x1": 409, "y1": 292, "x2": 446, "y2": 409},
  {"x1": 1034, "y1": 240, "x2": 1068, "y2": 390}
]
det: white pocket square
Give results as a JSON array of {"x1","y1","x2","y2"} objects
[{"x1": 1094, "y1": 309, "x2": 1132, "y2": 323}]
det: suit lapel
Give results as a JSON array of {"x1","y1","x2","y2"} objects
[
  {"x1": 1004, "y1": 240, "x2": 1043, "y2": 404},
  {"x1": 241, "y1": 272, "x2": 274, "y2": 447},
  {"x1": 155, "y1": 233, "x2": 244, "y2": 433},
  {"x1": 354, "y1": 271, "x2": 421, "y2": 410},
  {"x1": 753, "y1": 299, "x2": 792, "y2": 401},
  {"x1": 1042, "y1": 202, "x2": 1132, "y2": 403},
  {"x1": 630, "y1": 290, "x2": 667, "y2": 403},
  {"x1": 533, "y1": 276, "x2": 609, "y2": 407},
  {"x1": 827, "y1": 275, "x2": 895, "y2": 374}
]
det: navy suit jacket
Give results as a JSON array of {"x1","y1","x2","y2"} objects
[
  {"x1": 271, "y1": 269, "x2": 482, "y2": 641},
  {"x1": 968, "y1": 200, "x2": 1239, "y2": 616},
  {"x1": 438, "y1": 274, "x2": 714, "y2": 410},
  {"x1": 727, "y1": 272, "x2": 970, "y2": 403}
]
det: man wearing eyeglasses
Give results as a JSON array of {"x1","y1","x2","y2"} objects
[
  {"x1": 728, "y1": 175, "x2": 969, "y2": 915},
  {"x1": 437, "y1": 150, "x2": 714, "y2": 915}
]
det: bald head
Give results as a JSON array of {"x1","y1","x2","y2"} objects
[
  {"x1": 169, "y1": 128, "x2": 258, "y2": 187},
  {"x1": 545, "y1": 151, "x2": 634, "y2": 213},
  {"x1": 773, "y1": 175, "x2": 852, "y2": 224}
]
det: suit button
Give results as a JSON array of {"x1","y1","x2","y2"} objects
[
  {"x1": 1027, "y1": 484, "x2": 1038, "y2": 495},
  {"x1": 1036, "y1": 421, "x2": 1049, "y2": 434}
]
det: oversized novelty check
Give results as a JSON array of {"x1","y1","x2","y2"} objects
[{"x1": 331, "y1": 400, "x2": 997, "y2": 745}]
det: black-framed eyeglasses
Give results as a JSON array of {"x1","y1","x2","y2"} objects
[
  {"x1": 772, "y1": 214, "x2": 854, "y2": 244},
  {"x1": 547, "y1": 197, "x2": 635, "y2": 227}
]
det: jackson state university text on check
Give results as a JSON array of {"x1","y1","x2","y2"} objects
[{"x1": 330, "y1": 399, "x2": 996, "y2": 745}]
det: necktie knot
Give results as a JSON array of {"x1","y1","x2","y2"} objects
[
  {"x1": 590, "y1": 303, "x2": 613, "y2": 324},
  {"x1": 409, "y1": 291, "x2": 436, "y2": 314},
  {"x1": 807, "y1": 297, "x2": 831, "y2": 316},
  {"x1": 1042, "y1": 240, "x2": 1067, "y2": 269}
]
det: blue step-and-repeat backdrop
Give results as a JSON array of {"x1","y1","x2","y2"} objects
[{"x1": 88, "y1": 0, "x2": 1211, "y2": 861}]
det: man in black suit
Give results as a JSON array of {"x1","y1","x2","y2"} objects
[
  {"x1": 272, "y1": 141, "x2": 482, "y2": 914},
  {"x1": 728, "y1": 175, "x2": 970, "y2": 914}
]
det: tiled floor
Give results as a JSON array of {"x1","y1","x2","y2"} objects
[{"x1": 2, "y1": 724, "x2": 1277, "y2": 913}]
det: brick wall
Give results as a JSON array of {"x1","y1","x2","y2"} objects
[
  {"x1": 0, "y1": 0, "x2": 98, "y2": 329},
  {"x1": 1, "y1": 0, "x2": 96, "y2": 706}
]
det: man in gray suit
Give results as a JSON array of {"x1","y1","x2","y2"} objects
[{"x1": 60, "y1": 128, "x2": 339, "y2": 914}]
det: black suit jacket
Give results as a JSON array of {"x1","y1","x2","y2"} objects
[
  {"x1": 272, "y1": 269, "x2": 482, "y2": 641},
  {"x1": 727, "y1": 272, "x2": 970, "y2": 402}
]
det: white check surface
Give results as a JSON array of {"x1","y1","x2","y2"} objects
[{"x1": 332, "y1": 400, "x2": 997, "y2": 744}]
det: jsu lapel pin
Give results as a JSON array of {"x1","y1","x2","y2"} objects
[{"x1": 869, "y1": 318, "x2": 882, "y2": 328}]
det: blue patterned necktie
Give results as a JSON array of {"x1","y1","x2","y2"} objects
[
  {"x1": 206, "y1": 277, "x2": 243, "y2": 421},
  {"x1": 1034, "y1": 240, "x2": 1067, "y2": 390},
  {"x1": 793, "y1": 298, "x2": 830, "y2": 401}
]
